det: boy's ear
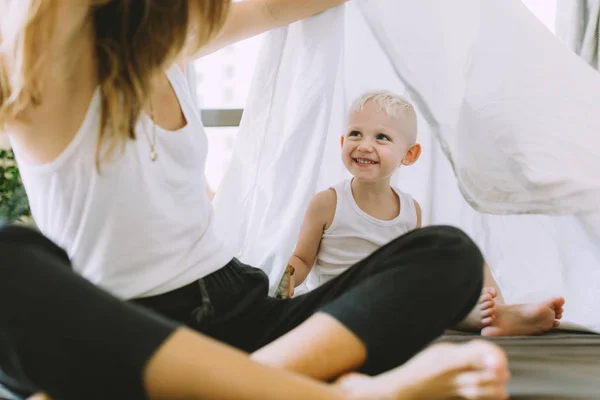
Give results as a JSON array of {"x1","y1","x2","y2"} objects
[
  {"x1": 401, "y1": 143, "x2": 422, "y2": 166},
  {"x1": 340, "y1": 136, "x2": 345, "y2": 147}
]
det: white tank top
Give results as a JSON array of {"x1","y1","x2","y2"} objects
[
  {"x1": 304, "y1": 179, "x2": 418, "y2": 291},
  {"x1": 11, "y1": 66, "x2": 234, "y2": 299}
]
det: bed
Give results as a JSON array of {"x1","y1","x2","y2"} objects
[
  {"x1": 2, "y1": 331, "x2": 599, "y2": 399},
  {"x1": 438, "y1": 330, "x2": 600, "y2": 399}
]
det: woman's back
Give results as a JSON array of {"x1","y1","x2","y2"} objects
[
  {"x1": 1, "y1": 1, "x2": 234, "y2": 299},
  {"x1": 13, "y1": 66, "x2": 232, "y2": 299}
]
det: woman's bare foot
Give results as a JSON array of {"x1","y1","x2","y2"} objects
[
  {"x1": 481, "y1": 297, "x2": 565, "y2": 337},
  {"x1": 336, "y1": 340, "x2": 509, "y2": 400},
  {"x1": 454, "y1": 287, "x2": 498, "y2": 331},
  {"x1": 27, "y1": 394, "x2": 52, "y2": 400}
]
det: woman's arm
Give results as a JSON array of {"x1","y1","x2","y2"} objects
[
  {"x1": 144, "y1": 328, "x2": 353, "y2": 400},
  {"x1": 27, "y1": 327, "x2": 365, "y2": 400},
  {"x1": 194, "y1": 0, "x2": 348, "y2": 57},
  {"x1": 288, "y1": 189, "x2": 337, "y2": 288}
]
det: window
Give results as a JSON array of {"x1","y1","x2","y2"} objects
[
  {"x1": 193, "y1": 35, "x2": 263, "y2": 109},
  {"x1": 521, "y1": 0, "x2": 558, "y2": 32},
  {"x1": 192, "y1": 35, "x2": 264, "y2": 191},
  {"x1": 204, "y1": 127, "x2": 238, "y2": 192}
]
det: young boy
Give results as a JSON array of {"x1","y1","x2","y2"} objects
[{"x1": 277, "y1": 91, "x2": 565, "y2": 336}]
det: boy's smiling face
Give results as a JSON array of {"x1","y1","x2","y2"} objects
[{"x1": 342, "y1": 100, "x2": 420, "y2": 182}]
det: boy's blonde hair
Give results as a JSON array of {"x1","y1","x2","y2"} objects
[
  {"x1": 350, "y1": 91, "x2": 418, "y2": 142},
  {"x1": 351, "y1": 91, "x2": 416, "y2": 120}
]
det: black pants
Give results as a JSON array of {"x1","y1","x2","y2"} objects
[{"x1": 0, "y1": 224, "x2": 483, "y2": 400}]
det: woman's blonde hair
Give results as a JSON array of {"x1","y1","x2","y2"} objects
[{"x1": 0, "y1": 0, "x2": 230, "y2": 167}]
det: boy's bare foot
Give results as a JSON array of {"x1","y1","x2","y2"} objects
[
  {"x1": 481, "y1": 297, "x2": 565, "y2": 337},
  {"x1": 337, "y1": 340, "x2": 509, "y2": 400},
  {"x1": 454, "y1": 287, "x2": 498, "y2": 331},
  {"x1": 479, "y1": 287, "x2": 497, "y2": 327}
]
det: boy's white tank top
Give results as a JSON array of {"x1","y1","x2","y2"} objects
[
  {"x1": 11, "y1": 66, "x2": 234, "y2": 299},
  {"x1": 304, "y1": 179, "x2": 418, "y2": 291}
]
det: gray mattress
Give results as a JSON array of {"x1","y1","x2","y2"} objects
[
  {"x1": 2, "y1": 331, "x2": 599, "y2": 399},
  {"x1": 438, "y1": 330, "x2": 600, "y2": 400}
]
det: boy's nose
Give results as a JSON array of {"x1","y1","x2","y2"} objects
[{"x1": 357, "y1": 142, "x2": 374, "y2": 152}]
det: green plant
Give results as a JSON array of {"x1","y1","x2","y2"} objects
[{"x1": 0, "y1": 148, "x2": 32, "y2": 224}]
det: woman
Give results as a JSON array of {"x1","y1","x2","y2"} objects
[{"x1": 0, "y1": 1, "x2": 509, "y2": 399}]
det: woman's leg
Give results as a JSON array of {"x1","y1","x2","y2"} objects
[
  {"x1": 0, "y1": 225, "x2": 509, "y2": 400},
  {"x1": 252, "y1": 226, "x2": 485, "y2": 378},
  {"x1": 0, "y1": 225, "x2": 178, "y2": 399},
  {"x1": 0, "y1": 225, "x2": 351, "y2": 400}
]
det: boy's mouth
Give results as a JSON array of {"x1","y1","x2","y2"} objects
[{"x1": 353, "y1": 157, "x2": 378, "y2": 166}]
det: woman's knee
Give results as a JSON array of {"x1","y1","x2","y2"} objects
[
  {"x1": 416, "y1": 225, "x2": 484, "y2": 273},
  {"x1": 417, "y1": 225, "x2": 479, "y2": 248},
  {"x1": 0, "y1": 225, "x2": 71, "y2": 274}
]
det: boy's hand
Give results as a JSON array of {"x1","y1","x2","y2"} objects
[
  {"x1": 287, "y1": 266, "x2": 295, "y2": 298},
  {"x1": 275, "y1": 264, "x2": 295, "y2": 299}
]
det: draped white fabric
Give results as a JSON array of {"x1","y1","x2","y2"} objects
[
  {"x1": 212, "y1": 7, "x2": 347, "y2": 293},
  {"x1": 213, "y1": 1, "x2": 600, "y2": 332},
  {"x1": 556, "y1": 0, "x2": 600, "y2": 70}
]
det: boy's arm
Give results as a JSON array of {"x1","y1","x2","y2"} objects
[
  {"x1": 414, "y1": 199, "x2": 422, "y2": 229},
  {"x1": 289, "y1": 189, "x2": 337, "y2": 287}
]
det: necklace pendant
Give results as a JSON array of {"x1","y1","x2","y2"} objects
[{"x1": 150, "y1": 150, "x2": 158, "y2": 162}]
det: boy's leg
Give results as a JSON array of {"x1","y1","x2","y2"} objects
[
  {"x1": 484, "y1": 262, "x2": 505, "y2": 303},
  {"x1": 250, "y1": 226, "x2": 485, "y2": 379},
  {"x1": 453, "y1": 262, "x2": 502, "y2": 331},
  {"x1": 456, "y1": 261, "x2": 565, "y2": 336}
]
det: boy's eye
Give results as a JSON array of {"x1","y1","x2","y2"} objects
[
  {"x1": 348, "y1": 131, "x2": 361, "y2": 137},
  {"x1": 377, "y1": 133, "x2": 391, "y2": 141}
]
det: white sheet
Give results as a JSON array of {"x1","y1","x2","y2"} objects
[
  {"x1": 212, "y1": 7, "x2": 346, "y2": 289},
  {"x1": 359, "y1": 0, "x2": 600, "y2": 214},
  {"x1": 556, "y1": 0, "x2": 600, "y2": 71},
  {"x1": 213, "y1": 1, "x2": 600, "y2": 332}
]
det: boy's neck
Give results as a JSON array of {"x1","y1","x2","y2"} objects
[{"x1": 350, "y1": 178, "x2": 394, "y2": 199}]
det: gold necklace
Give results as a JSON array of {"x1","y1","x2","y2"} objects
[{"x1": 148, "y1": 101, "x2": 158, "y2": 162}]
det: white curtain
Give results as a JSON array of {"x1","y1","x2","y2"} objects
[
  {"x1": 213, "y1": 0, "x2": 600, "y2": 332},
  {"x1": 556, "y1": 0, "x2": 600, "y2": 70}
]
